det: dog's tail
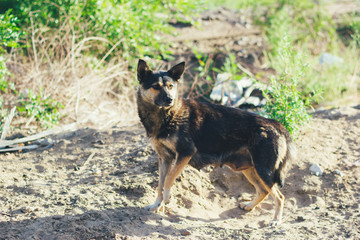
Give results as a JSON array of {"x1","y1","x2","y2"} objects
[{"x1": 273, "y1": 137, "x2": 297, "y2": 188}]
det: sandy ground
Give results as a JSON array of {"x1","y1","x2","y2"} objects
[
  {"x1": 0, "y1": 105, "x2": 359, "y2": 240},
  {"x1": 1, "y1": 4, "x2": 360, "y2": 239}
]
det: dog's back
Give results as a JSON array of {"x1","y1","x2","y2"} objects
[{"x1": 174, "y1": 98, "x2": 295, "y2": 188}]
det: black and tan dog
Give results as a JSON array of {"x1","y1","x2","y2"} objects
[{"x1": 136, "y1": 59, "x2": 296, "y2": 225}]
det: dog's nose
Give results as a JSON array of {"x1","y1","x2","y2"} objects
[{"x1": 165, "y1": 97, "x2": 173, "y2": 104}]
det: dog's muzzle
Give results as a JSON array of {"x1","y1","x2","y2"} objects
[{"x1": 155, "y1": 96, "x2": 174, "y2": 107}]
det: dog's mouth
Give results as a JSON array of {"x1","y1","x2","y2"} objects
[{"x1": 155, "y1": 99, "x2": 174, "y2": 107}]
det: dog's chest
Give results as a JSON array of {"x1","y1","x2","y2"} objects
[
  {"x1": 139, "y1": 109, "x2": 178, "y2": 139},
  {"x1": 149, "y1": 136, "x2": 177, "y2": 160}
]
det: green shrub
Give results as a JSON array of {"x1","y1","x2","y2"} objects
[
  {"x1": 262, "y1": 1, "x2": 337, "y2": 56},
  {"x1": 0, "y1": 9, "x2": 20, "y2": 132},
  {"x1": 262, "y1": 36, "x2": 320, "y2": 137},
  {"x1": 0, "y1": 9, "x2": 22, "y2": 51},
  {"x1": 0, "y1": 9, "x2": 63, "y2": 131},
  {"x1": 17, "y1": 90, "x2": 64, "y2": 128},
  {"x1": 10, "y1": 0, "x2": 204, "y2": 60},
  {"x1": 349, "y1": 14, "x2": 360, "y2": 47},
  {"x1": 192, "y1": 48, "x2": 214, "y2": 82},
  {"x1": 258, "y1": 1, "x2": 359, "y2": 106}
]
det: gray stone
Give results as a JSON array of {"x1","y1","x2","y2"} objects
[
  {"x1": 309, "y1": 163, "x2": 323, "y2": 176},
  {"x1": 335, "y1": 169, "x2": 344, "y2": 177}
]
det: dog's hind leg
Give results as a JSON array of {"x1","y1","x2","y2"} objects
[
  {"x1": 268, "y1": 184, "x2": 285, "y2": 225},
  {"x1": 240, "y1": 167, "x2": 270, "y2": 211},
  {"x1": 145, "y1": 158, "x2": 170, "y2": 212},
  {"x1": 240, "y1": 167, "x2": 285, "y2": 225}
]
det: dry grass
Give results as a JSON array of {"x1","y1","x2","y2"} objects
[{"x1": 6, "y1": 14, "x2": 139, "y2": 130}]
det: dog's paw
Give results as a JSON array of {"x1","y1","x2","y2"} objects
[
  {"x1": 163, "y1": 189, "x2": 170, "y2": 204},
  {"x1": 163, "y1": 190, "x2": 171, "y2": 204},
  {"x1": 145, "y1": 202, "x2": 170, "y2": 214},
  {"x1": 158, "y1": 203, "x2": 168, "y2": 214},
  {"x1": 269, "y1": 220, "x2": 282, "y2": 227},
  {"x1": 144, "y1": 202, "x2": 161, "y2": 212},
  {"x1": 239, "y1": 201, "x2": 254, "y2": 211}
]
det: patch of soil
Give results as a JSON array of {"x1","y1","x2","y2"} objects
[{"x1": 1, "y1": 106, "x2": 359, "y2": 239}]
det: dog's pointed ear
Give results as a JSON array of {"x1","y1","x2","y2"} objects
[
  {"x1": 137, "y1": 59, "x2": 152, "y2": 83},
  {"x1": 168, "y1": 62, "x2": 185, "y2": 81}
]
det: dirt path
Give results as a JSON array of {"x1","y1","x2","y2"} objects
[{"x1": 0, "y1": 106, "x2": 359, "y2": 239}]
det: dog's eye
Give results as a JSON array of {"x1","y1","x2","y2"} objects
[
  {"x1": 168, "y1": 84, "x2": 173, "y2": 90},
  {"x1": 152, "y1": 84, "x2": 161, "y2": 90}
]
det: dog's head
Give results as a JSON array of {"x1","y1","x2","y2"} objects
[{"x1": 137, "y1": 59, "x2": 185, "y2": 108}]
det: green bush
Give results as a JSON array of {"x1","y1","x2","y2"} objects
[
  {"x1": 0, "y1": 9, "x2": 63, "y2": 131},
  {"x1": 257, "y1": 1, "x2": 359, "y2": 105},
  {"x1": 17, "y1": 90, "x2": 64, "y2": 128},
  {"x1": 262, "y1": 36, "x2": 320, "y2": 137},
  {"x1": 261, "y1": 1, "x2": 337, "y2": 56},
  {"x1": 0, "y1": 9, "x2": 22, "y2": 51},
  {"x1": 0, "y1": 9, "x2": 20, "y2": 131},
  {"x1": 10, "y1": 0, "x2": 204, "y2": 60}
]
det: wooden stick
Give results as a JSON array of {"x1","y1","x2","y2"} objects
[
  {"x1": 172, "y1": 29, "x2": 261, "y2": 42},
  {"x1": 0, "y1": 212, "x2": 12, "y2": 217},
  {"x1": 0, "y1": 144, "x2": 39, "y2": 153},
  {"x1": 1, "y1": 107, "x2": 16, "y2": 140},
  {"x1": 80, "y1": 151, "x2": 96, "y2": 168},
  {"x1": 236, "y1": 63, "x2": 255, "y2": 79},
  {"x1": 0, "y1": 123, "x2": 77, "y2": 148}
]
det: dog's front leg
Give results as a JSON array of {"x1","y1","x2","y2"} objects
[
  {"x1": 162, "y1": 154, "x2": 193, "y2": 204},
  {"x1": 145, "y1": 158, "x2": 170, "y2": 212}
]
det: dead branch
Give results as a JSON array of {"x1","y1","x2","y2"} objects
[
  {"x1": 1, "y1": 107, "x2": 16, "y2": 140},
  {"x1": 0, "y1": 123, "x2": 77, "y2": 148},
  {"x1": 0, "y1": 144, "x2": 39, "y2": 153},
  {"x1": 172, "y1": 29, "x2": 261, "y2": 42}
]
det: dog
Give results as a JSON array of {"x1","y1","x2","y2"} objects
[{"x1": 136, "y1": 59, "x2": 296, "y2": 225}]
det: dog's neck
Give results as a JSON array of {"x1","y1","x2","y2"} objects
[{"x1": 137, "y1": 91, "x2": 182, "y2": 138}]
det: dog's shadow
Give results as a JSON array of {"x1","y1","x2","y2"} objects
[{"x1": 166, "y1": 205, "x2": 251, "y2": 224}]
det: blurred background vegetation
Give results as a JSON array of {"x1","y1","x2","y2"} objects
[{"x1": 0, "y1": 0, "x2": 359, "y2": 136}]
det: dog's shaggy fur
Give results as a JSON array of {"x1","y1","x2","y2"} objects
[{"x1": 137, "y1": 59, "x2": 296, "y2": 225}]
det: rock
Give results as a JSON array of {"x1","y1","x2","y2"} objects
[
  {"x1": 181, "y1": 230, "x2": 191, "y2": 236},
  {"x1": 209, "y1": 73, "x2": 242, "y2": 104},
  {"x1": 319, "y1": 52, "x2": 344, "y2": 66},
  {"x1": 335, "y1": 169, "x2": 344, "y2": 177},
  {"x1": 34, "y1": 138, "x2": 54, "y2": 149},
  {"x1": 244, "y1": 96, "x2": 261, "y2": 106},
  {"x1": 309, "y1": 163, "x2": 323, "y2": 176},
  {"x1": 20, "y1": 207, "x2": 31, "y2": 213},
  {"x1": 312, "y1": 196, "x2": 326, "y2": 209},
  {"x1": 296, "y1": 216, "x2": 305, "y2": 222},
  {"x1": 209, "y1": 75, "x2": 266, "y2": 107}
]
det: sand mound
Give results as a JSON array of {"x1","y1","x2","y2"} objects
[{"x1": 1, "y1": 106, "x2": 359, "y2": 239}]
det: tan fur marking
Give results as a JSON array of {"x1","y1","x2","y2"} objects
[
  {"x1": 270, "y1": 184, "x2": 285, "y2": 223},
  {"x1": 240, "y1": 168, "x2": 269, "y2": 210},
  {"x1": 260, "y1": 127, "x2": 268, "y2": 138},
  {"x1": 275, "y1": 136, "x2": 287, "y2": 170},
  {"x1": 139, "y1": 86, "x2": 159, "y2": 104},
  {"x1": 150, "y1": 88, "x2": 158, "y2": 94},
  {"x1": 152, "y1": 81, "x2": 163, "y2": 88},
  {"x1": 163, "y1": 155, "x2": 193, "y2": 202},
  {"x1": 165, "y1": 81, "x2": 173, "y2": 88},
  {"x1": 150, "y1": 135, "x2": 178, "y2": 155},
  {"x1": 225, "y1": 147, "x2": 253, "y2": 171},
  {"x1": 240, "y1": 167, "x2": 284, "y2": 223},
  {"x1": 225, "y1": 163, "x2": 252, "y2": 171}
]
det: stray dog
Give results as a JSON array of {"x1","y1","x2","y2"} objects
[{"x1": 136, "y1": 59, "x2": 296, "y2": 225}]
